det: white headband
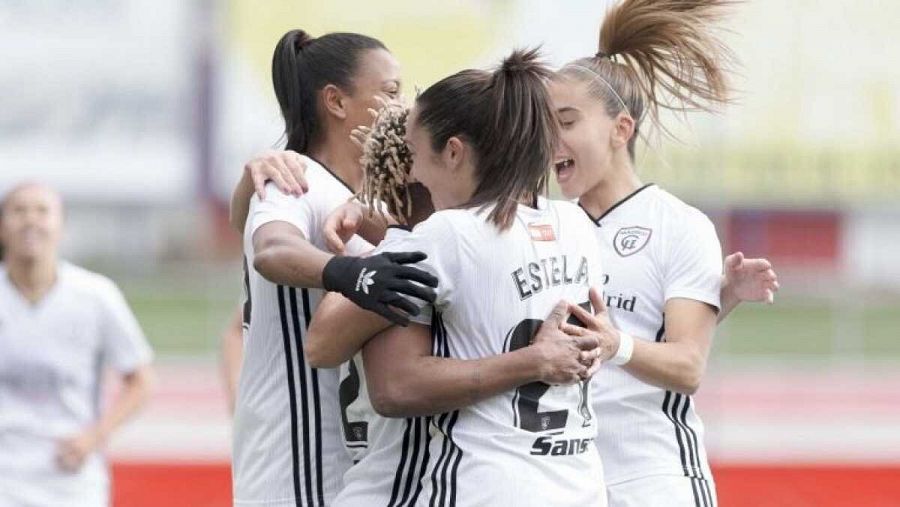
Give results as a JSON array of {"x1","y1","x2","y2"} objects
[{"x1": 564, "y1": 64, "x2": 632, "y2": 118}]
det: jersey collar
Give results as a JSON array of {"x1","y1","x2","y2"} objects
[
  {"x1": 306, "y1": 155, "x2": 356, "y2": 194},
  {"x1": 579, "y1": 183, "x2": 655, "y2": 226}
]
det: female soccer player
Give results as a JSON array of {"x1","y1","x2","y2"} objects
[
  {"x1": 549, "y1": 1, "x2": 773, "y2": 504},
  {"x1": 0, "y1": 183, "x2": 154, "y2": 507},
  {"x1": 309, "y1": 48, "x2": 612, "y2": 506},
  {"x1": 231, "y1": 30, "x2": 440, "y2": 507}
]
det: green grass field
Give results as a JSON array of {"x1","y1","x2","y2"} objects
[{"x1": 117, "y1": 270, "x2": 900, "y2": 359}]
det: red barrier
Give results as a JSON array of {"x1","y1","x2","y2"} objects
[
  {"x1": 112, "y1": 463, "x2": 232, "y2": 507},
  {"x1": 112, "y1": 462, "x2": 900, "y2": 507}
]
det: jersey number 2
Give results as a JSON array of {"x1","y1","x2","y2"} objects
[{"x1": 505, "y1": 302, "x2": 593, "y2": 433}]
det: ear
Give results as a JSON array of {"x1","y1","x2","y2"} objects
[
  {"x1": 610, "y1": 112, "x2": 635, "y2": 149},
  {"x1": 321, "y1": 84, "x2": 348, "y2": 120},
  {"x1": 443, "y1": 136, "x2": 466, "y2": 171}
]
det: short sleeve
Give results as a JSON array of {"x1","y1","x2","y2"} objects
[
  {"x1": 98, "y1": 279, "x2": 154, "y2": 373},
  {"x1": 373, "y1": 214, "x2": 460, "y2": 326},
  {"x1": 663, "y1": 211, "x2": 723, "y2": 310},
  {"x1": 248, "y1": 182, "x2": 318, "y2": 240}
]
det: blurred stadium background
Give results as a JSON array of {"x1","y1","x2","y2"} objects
[{"x1": 2, "y1": 0, "x2": 899, "y2": 505}]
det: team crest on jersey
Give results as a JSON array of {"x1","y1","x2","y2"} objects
[{"x1": 613, "y1": 226, "x2": 652, "y2": 257}]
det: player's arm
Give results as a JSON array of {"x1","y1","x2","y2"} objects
[
  {"x1": 717, "y1": 252, "x2": 780, "y2": 322},
  {"x1": 568, "y1": 290, "x2": 716, "y2": 396},
  {"x1": 57, "y1": 363, "x2": 155, "y2": 472},
  {"x1": 624, "y1": 299, "x2": 716, "y2": 395},
  {"x1": 252, "y1": 221, "x2": 332, "y2": 287},
  {"x1": 305, "y1": 291, "x2": 392, "y2": 368},
  {"x1": 230, "y1": 150, "x2": 309, "y2": 232},
  {"x1": 363, "y1": 302, "x2": 600, "y2": 418},
  {"x1": 252, "y1": 205, "x2": 436, "y2": 324}
]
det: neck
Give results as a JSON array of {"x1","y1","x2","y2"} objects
[
  {"x1": 309, "y1": 137, "x2": 363, "y2": 192},
  {"x1": 578, "y1": 157, "x2": 644, "y2": 220},
  {"x1": 6, "y1": 255, "x2": 58, "y2": 304}
]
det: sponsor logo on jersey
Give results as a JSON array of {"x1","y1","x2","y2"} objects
[
  {"x1": 530, "y1": 432, "x2": 594, "y2": 456},
  {"x1": 601, "y1": 274, "x2": 638, "y2": 313},
  {"x1": 355, "y1": 268, "x2": 377, "y2": 294},
  {"x1": 511, "y1": 255, "x2": 589, "y2": 300},
  {"x1": 613, "y1": 226, "x2": 652, "y2": 257},
  {"x1": 528, "y1": 223, "x2": 556, "y2": 242}
]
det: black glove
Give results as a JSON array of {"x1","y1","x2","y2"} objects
[{"x1": 322, "y1": 251, "x2": 439, "y2": 326}]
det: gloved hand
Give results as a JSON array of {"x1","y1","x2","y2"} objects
[{"x1": 322, "y1": 251, "x2": 438, "y2": 326}]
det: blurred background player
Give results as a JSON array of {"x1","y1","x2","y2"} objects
[{"x1": 0, "y1": 182, "x2": 155, "y2": 507}]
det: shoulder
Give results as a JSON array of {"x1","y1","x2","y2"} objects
[
  {"x1": 59, "y1": 262, "x2": 123, "y2": 301},
  {"x1": 548, "y1": 199, "x2": 594, "y2": 227},
  {"x1": 647, "y1": 187, "x2": 716, "y2": 235}
]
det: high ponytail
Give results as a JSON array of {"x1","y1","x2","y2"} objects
[
  {"x1": 558, "y1": 0, "x2": 736, "y2": 158},
  {"x1": 271, "y1": 30, "x2": 387, "y2": 153},
  {"x1": 414, "y1": 48, "x2": 558, "y2": 230}
]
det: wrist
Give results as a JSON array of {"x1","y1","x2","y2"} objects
[
  {"x1": 609, "y1": 331, "x2": 634, "y2": 366},
  {"x1": 321, "y1": 255, "x2": 350, "y2": 292},
  {"x1": 519, "y1": 345, "x2": 547, "y2": 384}
]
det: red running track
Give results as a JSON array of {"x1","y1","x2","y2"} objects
[{"x1": 111, "y1": 462, "x2": 900, "y2": 507}]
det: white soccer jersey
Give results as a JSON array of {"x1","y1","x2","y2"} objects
[
  {"x1": 586, "y1": 184, "x2": 722, "y2": 503},
  {"x1": 335, "y1": 225, "x2": 410, "y2": 464},
  {"x1": 233, "y1": 156, "x2": 372, "y2": 507},
  {"x1": 0, "y1": 262, "x2": 152, "y2": 507},
  {"x1": 335, "y1": 200, "x2": 607, "y2": 507}
]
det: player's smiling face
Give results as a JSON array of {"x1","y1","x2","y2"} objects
[
  {"x1": 0, "y1": 184, "x2": 63, "y2": 262},
  {"x1": 549, "y1": 77, "x2": 620, "y2": 200}
]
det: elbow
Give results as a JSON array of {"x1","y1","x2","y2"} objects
[
  {"x1": 370, "y1": 380, "x2": 420, "y2": 418},
  {"x1": 674, "y1": 354, "x2": 706, "y2": 395},
  {"x1": 252, "y1": 243, "x2": 280, "y2": 280},
  {"x1": 304, "y1": 337, "x2": 340, "y2": 369},
  {"x1": 130, "y1": 364, "x2": 157, "y2": 408}
]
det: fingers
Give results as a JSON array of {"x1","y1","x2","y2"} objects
[
  {"x1": 268, "y1": 168, "x2": 293, "y2": 197},
  {"x1": 382, "y1": 293, "x2": 421, "y2": 316},
  {"x1": 350, "y1": 127, "x2": 368, "y2": 150},
  {"x1": 250, "y1": 165, "x2": 268, "y2": 200},
  {"x1": 589, "y1": 287, "x2": 607, "y2": 315},
  {"x1": 765, "y1": 289, "x2": 775, "y2": 305},
  {"x1": 387, "y1": 280, "x2": 437, "y2": 304},
  {"x1": 543, "y1": 300, "x2": 571, "y2": 329},
  {"x1": 376, "y1": 304, "x2": 411, "y2": 327},
  {"x1": 583, "y1": 354, "x2": 603, "y2": 379},
  {"x1": 394, "y1": 267, "x2": 439, "y2": 289},
  {"x1": 742, "y1": 257, "x2": 772, "y2": 272},
  {"x1": 567, "y1": 302, "x2": 595, "y2": 329},
  {"x1": 286, "y1": 151, "x2": 309, "y2": 193},
  {"x1": 571, "y1": 332, "x2": 600, "y2": 351},
  {"x1": 384, "y1": 251, "x2": 428, "y2": 264},
  {"x1": 324, "y1": 222, "x2": 347, "y2": 255},
  {"x1": 724, "y1": 251, "x2": 744, "y2": 271}
]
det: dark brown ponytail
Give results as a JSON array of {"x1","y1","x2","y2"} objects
[
  {"x1": 414, "y1": 48, "x2": 558, "y2": 230},
  {"x1": 272, "y1": 30, "x2": 387, "y2": 153}
]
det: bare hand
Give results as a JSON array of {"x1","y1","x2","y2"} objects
[
  {"x1": 563, "y1": 288, "x2": 621, "y2": 377},
  {"x1": 244, "y1": 149, "x2": 309, "y2": 200},
  {"x1": 723, "y1": 252, "x2": 779, "y2": 304},
  {"x1": 56, "y1": 428, "x2": 102, "y2": 473},
  {"x1": 324, "y1": 201, "x2": 366, "y2": 255},
  {"x1": 531, "y1": 301, "x2": 600, "y2": 385}
]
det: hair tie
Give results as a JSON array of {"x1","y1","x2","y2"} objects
[{"x1": 595, "y1": 51, "x2": 608, "y2": 59}]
